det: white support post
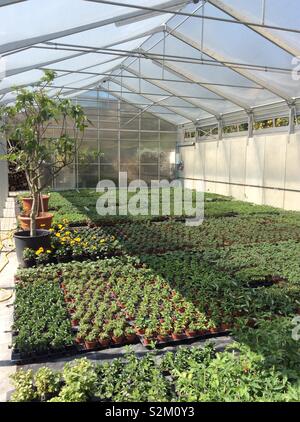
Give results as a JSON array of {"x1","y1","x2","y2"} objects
[
  {"x1": 247, "y1": 110, "x2": 254, "y2": 138},
  {"x1": 217, "y1": 117, "x2": 223, "y2": 140},
  {"x1": 288, "y1": 101, "x2": 296, "y2": 134},
  {"x1": 0, "y1": 138, "x2": 8, "y2": 217}
]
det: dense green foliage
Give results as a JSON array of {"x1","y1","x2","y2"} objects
[
  {"x1": 10, "y1": 343, "x2": 300, "y2": 402},
  {"x1": 12, "y1": 190, "x2": 300, "y2": 401},
  {"x1": 13, "y1": 278, "x2": 73, "y2": 354}
]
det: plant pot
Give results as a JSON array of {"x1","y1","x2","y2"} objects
[
  {"x1": 14, "y1": 229, "x2": 51, "y2": 267},
  {"x1": 75, "y1": 336, "x2": 83, "y2": 345},
  {"x1": 84, "y1": 340, "x2": 98, "y2": 350},
  {"x1": 185, "y1": 330, "x2": 198, "y2": 338},
  {"x1": 18, "y1": 212, "x2": 53, "y2": 231},
  {"x1": 143, "y1": 337, "x2": 152, "y2": 346},
  {"x1": 157, "y1": 334, "x2": 169, "y2": 342},
  {"x1": 99, "y1": 338, "x2": 110, "y2": 348},
  {"x1": 171, "y1": 333, "x2": 185, "y2": 341},
  {"x1": 136, "y1": 328, "x2": 145, "y2": 336},
  {"x1": 112, "y1": 335, "x2": 124, "y2": 345},
  {"x1": 220, "y1": 323, "x2": 231, "y2": 332},
  {"x1": 23, "y1": 258, "x2": 36, "y2": 268},
  {"x1": 22, "y1": 195, "x2": 50, "y2": 214},
  {"x1": 71, "y1": 319, "x2": 79, "y2": 327},
  {"x1": 126, "y1": 334, "x2": 137, "y2": 343}
]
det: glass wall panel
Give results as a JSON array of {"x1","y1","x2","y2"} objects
[
  {"x1": 140, "y1": 141, "x2": 159, "y2": 164},
  {"x1": 140, "y1": 131, "x2": 159, "y2": 141},
  {"x1": 78, "y1": 164, "x2": 99, "y2": 188},
  {"x1": 55, "y1": 166, "x2": 75, "y2": 190},
  {"x1": 120, "y1": 164, "x2": 139, "y2": 183},
  {"x1": 120, "y1": 140, "x2": 139, "y2": 164},
  {"x1": 52, "y1": 92, "x2": 177, "y2": 188},
  {"x1": 100, "y1": 164, "x2": 119, "y2": 185},
  {"x1": 140, "y1": 164, "x2": 159, "y2": 184},
  {"x1": 120, "y1": 131, "x2": 139, "y2": 140},
  {"x1": 99, "y1": 130, "x2": 118, "y2": 140},
  {"x1": 160, "y1": 120, "x2": 177, "y2": 131},
  {"x1": 141, "y1": 117, "x2": 159, "y2": 131},
  {"x1": 120, "y1": 118, "x2": 140, "y2": 130},
  {"x1": 100, "y1": 140, "x2": 118, "y2": 165}
]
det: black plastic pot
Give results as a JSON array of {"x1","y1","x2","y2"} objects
[{"x1": 14, "y1": 230, "x2": 51, "y2": 267}]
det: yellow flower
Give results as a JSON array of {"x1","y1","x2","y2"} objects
[
  {"x1": 46, "y1": 250, "x2": 51, "y2": 254},
  {"x1": 58, "y1": 224, "x2": 63, "y2": 229},
  {"x1": 49, "y1": 228, "x2": 54, "y2": 232},
  {"x1": 56, "y1": 233, "x2": 61, "y2": 238},
  {"x1": 65, "y1": 231, "x2": 71, "y2": 236},
  {"x1": 100, "y1": 239, "x2": 106, "y2": 244},
  {"x1": 74, "y1": 237, "x2": 81, "y2": 243},
  {"x1": 35, "y1": 247, "x2": 44, "y2": 256}
]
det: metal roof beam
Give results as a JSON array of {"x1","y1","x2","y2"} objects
[
  {"x1": 143, "y1": 52, "x2": 248, "y2": 110},
  {"x1": 122, "y1": 65, "x2": 218, "y2": 117},
  {"x1": 208, "y1": 0, "x2": 300, "y2": 57},
  {"x1": 106, "y1": 77, "x2": 193, "y2": 122},
  {"x1": 5, "y1": 26, "x2": 163, "y2": 78},
  {"x1": 168, "y1": 27, "x2": 291, "y2": 101},
  {"x1": 0, "y1": 3, "x2": 176, "y2": 55},
  {"x1": 0, "y1": 0, "x2": 26, "y2": 6},
  {"x1": 99, "y1": 84, "x2": 184, "y2": 124}
]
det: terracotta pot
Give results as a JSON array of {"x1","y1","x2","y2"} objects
[
  {"x1": 171, "y1": 333, "x2": 185, "y2": 341},
  {"x1": 143, "y1": 337, "x2": 152, "y2": 346},
  {"x1": 136, "y1": 328, "x2": 145, "y2": 336},
  {"x1": 84, "y1": 340, "x2": 98, "y2": 350},
  {"x1": 71, "y1": 319, "x2": 79, "y2": 327},
  {"x1": 112, "y1": 335, "x2": 124, "y2": 345},
  {"x1": 220, "y1": 323, "x2": 231, "y2": 331},
  {"x1": 22, "y1": 195, "x2": 50, "y2": 214},
  {"x1": 18, "y1": 212, "x2": 53, "y2": 231},
  {"x1": 185, "y1": 330, "x2": 198, "y2": 338},
  {"x1": 126, "y1": 334, "x2": 137, "y2": 343},
  {"x1": 157, "y1": 334, "x2": 169, "y2": 342},
  {"x1": 99, "y1": 338, "x2": 110, "y2": 348},
  {"x1": 75, "y1": 336, "x2": 83, "y2": 345}
]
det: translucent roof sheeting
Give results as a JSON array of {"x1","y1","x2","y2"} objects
[{"x1": 1, "y1": 0, "x2": 300, "y2": 125}]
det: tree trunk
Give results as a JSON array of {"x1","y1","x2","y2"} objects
[{"x1": 30, "y1": 190, "x2": 38, "y2": 237}]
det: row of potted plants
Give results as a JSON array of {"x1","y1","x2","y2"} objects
[
  {"x1": 141, "y1": 251, "x2": 300, "y2": 320},
  {"x1": 100, "y1": 214, "x2": 300, "y2": 255}
]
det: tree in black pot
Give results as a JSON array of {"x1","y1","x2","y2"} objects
[{"x1": 0, "y1": 70, "x2": 88, "y2": 265}]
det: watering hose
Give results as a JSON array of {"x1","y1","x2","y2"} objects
[{"x1": 0, "y1": 229, "x2": 15, "y2": 302}]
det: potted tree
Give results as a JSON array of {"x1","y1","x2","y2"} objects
[{"x1": 0, "y1": 70, "x2": 88, "y2": 266}]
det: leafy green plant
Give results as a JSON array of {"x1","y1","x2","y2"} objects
[
  {"x1": 35, "y1": 367, "x2": 61, "y2": 401},
  {"x1": 0, "y1": 71, "x2": 88, "y2": 236}
]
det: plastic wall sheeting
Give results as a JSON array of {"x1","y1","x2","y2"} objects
[
  {"x1": 0, "y1": 139, "x2": 8, "y2": 217},
  {"x1": 179, "y1": 132, "x2": 300, "y2": 211}
]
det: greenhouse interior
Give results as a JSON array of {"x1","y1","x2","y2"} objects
[{"x1": 0, "y1": 0, "x2": 300, "y2": 407}]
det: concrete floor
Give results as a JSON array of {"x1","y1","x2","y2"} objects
[{"x1": 0, "y1": 196, "x2": 17, "y2": 402}]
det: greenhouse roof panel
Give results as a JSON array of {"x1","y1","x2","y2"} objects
[{"x1": 1, "y1": 0, "x2": 300, "y2": 125}]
